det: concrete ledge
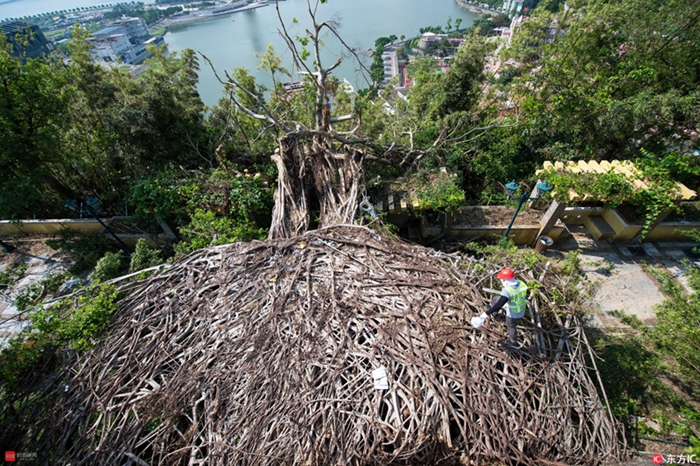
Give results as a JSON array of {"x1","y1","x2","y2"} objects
[
  {"x1": 645, "y1": 222, "x2": 700, "y2": 242},
  {"x1": 0, "y1": 218, "x2": 106, "y2": 235},
  {"x1": 603, "y1": 209, "x2": 642, "y2": 242},
  {"x1": 560, "y1": 207, "x2": 606, "y2": 224},
  {"x1": 584, "y1": 216, "x2": 616, "y2": 241},
  {"x1": 420, "y1": 219, "x2": 566, "y2": 244},
  {"x1": 0, "y1": 218, "x2": 171, "y2": 248}
]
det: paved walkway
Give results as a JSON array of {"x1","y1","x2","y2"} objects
[{"x1": 549, "y1": 231, "x2": 698, "y2": 328}]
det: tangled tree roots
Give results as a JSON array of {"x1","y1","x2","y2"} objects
[{"x1": 28, "y1": 226, "x2": 621, "y2": 465}]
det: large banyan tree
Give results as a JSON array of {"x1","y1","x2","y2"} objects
[
  {"x1": 206, "y1": 0, "x2": 377, "y2": 239},
  {"x1": 0, "y1": 1, "x2": 625, "y2": 464},
  {"x1": 4, "y1": 226, "x2": 623, "y2": 465}
]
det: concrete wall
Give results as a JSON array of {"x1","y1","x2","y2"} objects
[
  {"x1": 602, "y1": 209, "x2": 642, "y2": 242},
  {"x1": 420, "y1": 218, "x2": 566, "y2": 244},
  {"x1": 645, "y1": 222, "x2": 700, "y2": 242},
  {"x1": 0, "y1": 218, "x2": 105, "y2": 235},
  {"x1": 559, "y1": 206, "x2": 700, "y2": 242},
  {"x1": 0, "y1": 218, "x2": 169, "y2": 248},
  {"x1": 559, "y1": 207, "x2": 606, "y2": 224}
]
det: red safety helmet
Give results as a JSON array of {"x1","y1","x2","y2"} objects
[{"x1": 497, "y1": 268, "x2": 515, "y2": 280}]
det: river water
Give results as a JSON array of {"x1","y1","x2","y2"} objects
[
  {"x1": 0, "y1": 0, "x2": 155, "y2": 20},
  {"x1": 166, "y1": 0, "x2": 477, "y2": 106},
  {"x1": 1, "y1": 0, "x2": 477, "y2": 107}
]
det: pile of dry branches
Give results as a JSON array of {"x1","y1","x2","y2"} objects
[{"x1": 22, "y1": 226, "x2": 621, "y2": 465}]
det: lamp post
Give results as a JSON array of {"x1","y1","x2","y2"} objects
[
  {"x1": 0, "y1": 240, "x2": 15, "y2": 253},
  {"x1": 503, "y1": 180, "x2": 552, "y2": 239},
  {"x1": 65, "y1": 198, "x2": 131, "y2": 255}
]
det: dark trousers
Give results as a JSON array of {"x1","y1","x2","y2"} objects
[
  {"x1": 506, "y1": 316, "x2": 522, "y2": 345},
  {"x1": 491, "y1": 296, "x2": 522, "y2": 344}
]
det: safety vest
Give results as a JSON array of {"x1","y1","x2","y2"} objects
[{"x1": 504, "y1": 280, "x2": 528, "y2": 318}]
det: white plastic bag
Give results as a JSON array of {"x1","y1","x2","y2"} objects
[{"x1": 372, "y1": 367, "x2": 389, "y2": 390}]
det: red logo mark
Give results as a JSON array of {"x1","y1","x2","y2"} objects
[
  {"x1": 5, "y1": 451, "x2": 16, "y2": 462},
  {"x1": 652, "y1": 453, "x2": 664, "y2": 465}
]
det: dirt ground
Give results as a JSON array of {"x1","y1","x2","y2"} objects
[
  {"x1": 453, "y1": 205, "x2": 544, "y2": 227},
  {"x1": 0, "y1": 236, "x2": 68, "y2": 270}
]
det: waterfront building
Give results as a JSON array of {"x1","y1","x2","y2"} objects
[
  {"x1": 418, "y1": 32, "x2": 441, "y2": 50},
  {"x1": 88, "y1": 19, "x2": 164, "y2": 65},
  {"x1": 88, "y1": 28, "x2": 132, "y2": 62},
  {"x1": 501, "y1": 0, "x2": 541, "y2": 14},
  {"x1": 112, "y1": 17, "x2": 150, "y2": 44},
  {"x1": 1, "y1": 21, "x2": 53, "y2": 59}
]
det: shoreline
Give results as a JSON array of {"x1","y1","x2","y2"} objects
[
  {"x1": 150, "y1": 1, "x2": 269, "y2": 32},
  {"x1": 150, "y1": 0, "x2": 495, "y2": 34},
  {"x1": 454, "y1": 0, "x2": 499, "y2": 15}
]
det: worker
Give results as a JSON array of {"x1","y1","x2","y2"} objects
[{"x1": 471, "y1": 268, "x2": 528, "y2": 348}]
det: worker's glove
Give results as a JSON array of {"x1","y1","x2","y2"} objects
[{"x1": 471, "y1": 312, "x2": 489, "y2": 329}]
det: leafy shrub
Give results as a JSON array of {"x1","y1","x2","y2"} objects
[
  {"x1": 46, "y1": 229, "x2": 118, "y2": 274},
  {"x1": 11, "y1": 272, "x2": 73, "y2": 312},
  {"x1": 646, "y1": 264, "x2": 700, "y2": 385},
  {"x1": 0, "y1": 284, "x2": 118, "y2": 391},
  {"x1": 92, "y1": 251, "x2": 126, "y2": 282},
  {"x1": 174, "y1": 209, "x2": 266, "y2": 256},
  {"x1": 544, "y1": 170, "x2": 634, "y2": 208},
  {"x1": 129, "y1": 239, "x2": 162, "y2": 273},
  {"x1": 129, "y1": 166, "x2": 274, "y2": 227},
  {"x1": 399, "y1": 169, "x2": 466, "y2": 212},
  {"x1": 592, "y1": 337, "x2": 666, "y2": 420},
  {"x1": 41, "y1": 271, "x2": 72, "y2": 294},
  {"x1": 0, "y1": 262, "x2": 27, "y2": 288}
]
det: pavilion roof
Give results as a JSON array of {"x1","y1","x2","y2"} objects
[{"x1": 537, "y1": 160, "x2": 697, "y2": 202}]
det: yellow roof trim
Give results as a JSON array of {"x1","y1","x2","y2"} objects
[{"x1": 540, "y1": 159, "x2": 697, "y2": 202}]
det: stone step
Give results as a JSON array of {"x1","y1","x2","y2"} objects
[{"x1": 584, "y1": 215, "x2": 616, "y2": 240}]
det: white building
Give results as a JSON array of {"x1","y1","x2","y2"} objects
[
  {"x1": 113, "y1": 17, "x2": 150, "y2": 44},
  {"x1": 418, "y1": 32, "x2": 441, "y2": 50},
  {"x1": 88, "y1": 22, "x2": 162, "y2": 64},
  {"x1": 88, "y1": 29, "x2": 131, "y2": 62},
  {"x1": 501, "y1": 0, "x2": 524, "y2": 14}
]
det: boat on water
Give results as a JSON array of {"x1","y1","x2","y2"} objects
[{"x1": 211, "y1": 0, "x2": 269, "y2": 17}]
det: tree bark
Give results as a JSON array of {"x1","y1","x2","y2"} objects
[{"x1": 268, "y1": 134, "x2": 365, "y2": 240}]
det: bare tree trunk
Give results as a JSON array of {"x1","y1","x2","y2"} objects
[
  {"x1": 269, "y1": 135, "x2": 310, "y2": 239},
  {"x1": 203, "y1": 0, "x2": 375, "y2": 240},
  {"x1": 268, "y1": 134, "x2": 365, "y2": 239}
]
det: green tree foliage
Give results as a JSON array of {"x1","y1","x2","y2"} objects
[
  {"x1": 593, "y1": 337, "x2": 667, "y2": 420},
  {"x1": 593, "y1": 265, "x2": 700, "y2": 447},
  {"x1": 647, "y1": 265, "x2": 700, "y2": 385},
  {"x1": 471, "y1": 13, "x2": 511, "y2": 37},
  {"x1": 129, "y1": 239, "x2": 162, "y2": 273},
  {"x1": 46, "y1": 229, "x2": 119, "y2": 275},
  {"x1": 129, "y1": 166, "x2": 274, "y2": 225},
  {"x1": 92, "y1": 250, "x2": 127, "y2": 282},
  {"x1": 129, "y1": 166, "x2": 274, "y2": 255},
  {"x1": 1, "y1": 26, "x2": 211, "y2": 219},
  {"x1": 209, "y1": 67, "x2": 276, "y2": 158},
  {"x1": 507, "y1": 0, "x2": 700, "y2": 160},
  {"x1": 0, "y1": 284, "x2": 118, "y2": 447},
  {"x1": 174, "y1": 208, "x2": 267, "y2": 255},
  {"x1": 420, "y1": 25, "x2": 444, "y2": 34},
  {"x1": 407, "y1": 34, "x2": 488, "y2": 121},
  {"x1": 412, "y1": 170, "x2": 466, "y2": 211},
  {"x1": 0, "y1": 34, "x2": 72, "y2": 219},
  {"x1": 255, "y1": 43, "x2": 290, "y2": 85}
]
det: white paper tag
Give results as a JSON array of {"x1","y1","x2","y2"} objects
[{"x1": 372, "y1": 366, "x2": 389, "y2": 390}]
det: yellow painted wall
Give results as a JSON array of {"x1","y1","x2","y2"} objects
[
  {"x1": 645, "y1": 223, "x2": 700, "y2": 242},
  {"x1": 602, "y1": 209, "x2": 641, "y2": 242},
  {"x1": 559, "y1": 207, "x2": 605, "y2": 224},
  {"x1": 421, "y1": 220, "x2": 565, "y2": 245},
  {"x1": 0, "y1": 219, "x2": 104, "y2": 235},
  {"x1": 0, "y1": 219, "x2": 169, "y2": 248}
]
